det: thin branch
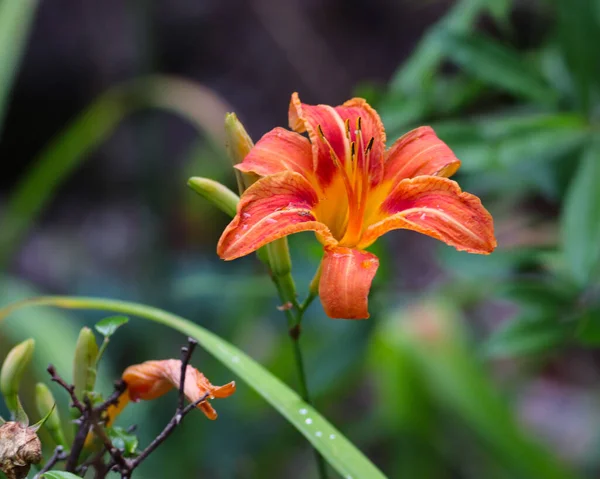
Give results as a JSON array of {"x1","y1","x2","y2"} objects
[
  {"x1": 47, "y1": 364, "x2": 85, "y2": 413},
  {"x1": 177, "y1": 338, "x2": 198, "y2": 414},
  {"x1": 34, "y1": 446, "x2": 67, "y2": 477},
  {"x1": 127, "y1": 392, "x2": 210, "y2": 471}
]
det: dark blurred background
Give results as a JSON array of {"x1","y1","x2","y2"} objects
[{"x1": 2, "y1": 0, "x2": 600, "y2": 478}]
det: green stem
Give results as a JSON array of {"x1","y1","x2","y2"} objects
[{"x1": 270, "y1": 269, "x2": 328, "y2": 479}]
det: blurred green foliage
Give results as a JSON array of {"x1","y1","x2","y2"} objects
[{"x1": 1, "y1": 0, "x2": 600, "y2": 477}]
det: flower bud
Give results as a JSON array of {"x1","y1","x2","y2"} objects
[
  {"x1": 1, "y1": 339, "x2": 34, "y2": 419},
  {"x1": 0, "y1": 421, "x2": 42, "y2": 479},
  {"x1": 35, "y1": 383, "x2": 66, "y2": 447},
  {"x1": 73, "y1": 327, "x2": 98, "y2": 401},
  {"x1": 224, "y1": 112, "x2": 257, "y2": 193},
  {"x1": 187, "y1": 177, "x2": 240, "y2": 218},
  {"x1": 224, "y1": 112, "x2": 288, "y2": 273}
]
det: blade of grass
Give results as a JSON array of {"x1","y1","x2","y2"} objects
[{"x1": 0, "y1": 0, "x2": 40, "y2": 134}]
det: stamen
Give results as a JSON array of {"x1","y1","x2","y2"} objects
[
  {"x1": 316, "y1": 123, "x2": 358, "y2": 223},
  {"x1": 365, "y1": 137, "x2": 374, "y2": 154},
  {"x1": 357, "y1": 117, "x2": 362, "y2": 132},
  {"x1": 350, "y1": 141, "x2": 356, "y2": 160},
  {"x1": 344, "y1": 119, "x2": 351, "y2": 139}
]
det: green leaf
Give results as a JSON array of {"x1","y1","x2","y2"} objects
[
  {"x1": 561, "y1": 141, "x2": 600, "y2": 286},
  {"x1": 0, "y1": 297, "x2": 387, "y2": 479},
  {"x1": 575, "y1": 307, "x2": 600, "y2": 345},
  {"x1": 376, "y1": 301, "x2": 579, "y2": 479},
  {"x1": 440, "y1": 32, "x2": 557, "y2": 104},
  {"x1": 555, "y1": 0, "x2": 600, "y2": 114},
  {"x1": 0, "y1": 0, "x2": 40, "y2": 133},
  {"x1": 483, "y1": 315, "x2": 572, "y2": 358},
  {"x1": 107, "y1": 426, "x2": 139, "y2": 457},
  {"x1": 41, "y1": 472, "x2": 83, "y2": 479},
  {"x1": 95, "y1": 315, "x2": 129, "y2": 338},
  {"x1": 390, "y1": 0, "x2": 493, "y2": 94}
]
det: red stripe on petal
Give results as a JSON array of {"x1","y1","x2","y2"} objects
[
  {"x1": 289, "y1": 93, "x2": 348, "y2": 188},
  {"x1": 236, "y1": 127, "x2": 314, "y2": 180},
  {"x1": 360, "y1": 176, "x2": 496, "y2": 254},
  {"x1": 319, "y1": 246, "x2": 379, "y2": 319},
  {"x1": 384, "y1": 127, "x2": 460, "y2": 184},
  {"x1": 218, "y1": 171, "x2": 334, "y2": 260},
  {"x1": 336, "y1": 98, "x2": 386, "y2": 185}
]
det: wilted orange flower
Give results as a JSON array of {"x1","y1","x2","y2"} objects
[
  {"x1": 218, "y1": 93, "x2": 496, "y2": 319},
  {"x1": 109, "y1": 360, "x2": 235, "y2": 421}
]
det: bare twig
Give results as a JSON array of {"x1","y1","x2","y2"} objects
[
  {"x1": 127, "y1": 392, "x2": 210, "y2": 472},
  {"x1": 34, "y1": 446, "x2": 67, "y2": 477},
  {"x1": 47, "y1": 364, "x2": 85, "y2": 413},
  {"x1": 177, "y1": 338, "x2": 198, "y2": 414}
]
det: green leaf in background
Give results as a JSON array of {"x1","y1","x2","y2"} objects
[
  {"x1": 41, "y1": 472, "x2": 83, "y2": 479},
  {"x1": 561, "y1": 141, "x2": 600, "y2": 286},
  {"x1": 374, "y1": 300, "x2": 579, "y2": 479},
  {"x1": 555, "y1": 0, "x2": 600, "y2": 114},
  {"x1": 440, "y1": 32, "x2": 558, "y2": 104},
  {"x1": 483, "y1": 314, "x2": 572, "y2": 358},
  {"x1": 95, "y1": 315, "x2": 129, "y2": 338},
  {"x1": 575, "y1": 307, "x2": 600, "y2": 346},
  {"x1": 389, "y1": 0, "x2": 494, "y2": 94},
  {"x1": 0, "y1": 0, "x2": 40, "y2": 134},
  {"x1": 108, "y1": 426, "x2": 139, "y2": 457},
  {"x1": 0, "y1": 297, "x2": 387, "y2": 479}
]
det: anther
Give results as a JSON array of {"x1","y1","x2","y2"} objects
[
  {"x1": 365, "y1": 137, "x2": 374, "y2": 153},
  {"x1": 317, "y1": 124, "x2": 325, "y2": 140},
  {"x1": 350, "y1": 141, "x2": 356, "y2": 159},
  {"x1": 344, "y1": 119, "x2": 351, "y2": 139},
  {"x1": 357, "y1": 117, "x2": 362, "y2": 131}
]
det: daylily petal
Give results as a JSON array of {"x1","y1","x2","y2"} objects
[
  {"x1": 337, "y1": 98, "x2": 386, "y2": 185},
  {"x1": 360, "y1": 176, "x2": 496, "y2": 253},
  {"x1": 289, "y1": 92, "x2": 348, "y2": 188},
  {"x1": 218, "y1": 171, "x2": 335, "y2": 260},
  {"x1": 122, "y1": 359, "x2": 236, "y2": 420},
  {"x1": 236, "y1": 127, "x2": 314, "y2": 180},
  {"x1": 383, "y1": 127, "x2": 461, "y2": 185},
  {"x1": 319, "y1": 246, "x2": 379, "y2": 319}
]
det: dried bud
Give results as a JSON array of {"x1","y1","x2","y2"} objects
[
  {"x1": 0, "y1": 422, "x2": 42, "y2": 479},
  {"x1": 187, "y1": 177, "x2": 240, "y2": 218},
  {"x1": 1, "y1": 339, "x2": 34, "y2": 419},
  {"x1": 224, "y1": 112, "x2": 257, "y2": 193},
  {"x1": 73, "y1": 327, "x2": 98, "y2": 401},
  {"x1": 35, "y1": 383, "x2": 67, "y2": 447}
]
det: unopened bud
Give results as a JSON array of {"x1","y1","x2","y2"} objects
[
  {"x1": 224, "y1": 112, "x2": 258, "y2": 193},
  {"x1": 73, "y1": 327, "x2": 98, "y2": 401},
  {"x1": 1, "y1": 340, "x2": 34, "y2": 419},
  {"x1": 0, "y1": 422, "x2": 42, "y2": 479},
  {"x1": 35, "y1": 383, "x2": 66, "y2": 447},
  {"x1": 187, "y1": 177, "x2": 239, "y2": 218}
]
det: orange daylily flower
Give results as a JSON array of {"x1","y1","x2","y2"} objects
[
  {"x1": 218, "y1": 93, "x2": 496, "y2": 319},
  {"x1": 107, "y1": 360, "x2": 235, "y2": 421}
]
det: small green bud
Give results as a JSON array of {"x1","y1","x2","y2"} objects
[
  {"x1": 1, "y1": 339, "x2": 34, "y2": 420},
  {"x1": 187, "y1": 177, "x2": 240, "y2": 218},
  {"x1": 35, "y1": 383, "x2": 66, "y2": 447},
  {"x1": 73, "y1": 327, "x2": 98, "y2": 401},
  {"x1": 224, "y1": 112, "x2": 258, "y2": 193}
]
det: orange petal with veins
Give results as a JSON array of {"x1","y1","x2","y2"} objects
[
  {"x1": 218, "y1": 171, "x2": 336, "y2": 260},
  {"x1": 360, "y1": 176, "x2": 496, "y2": 253},
  {"x1": 122, "y1": 359, "x2": 236, "y2": 420},
  {"x1": 236, "y1": 127, "x2": 314, "y2": 180},
  {"x1": 319, "y1": 246, "x2": 379, "y2": 319},
  {"x1": 384, "y1": 127, "x2": 461, "y2": 185}
]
